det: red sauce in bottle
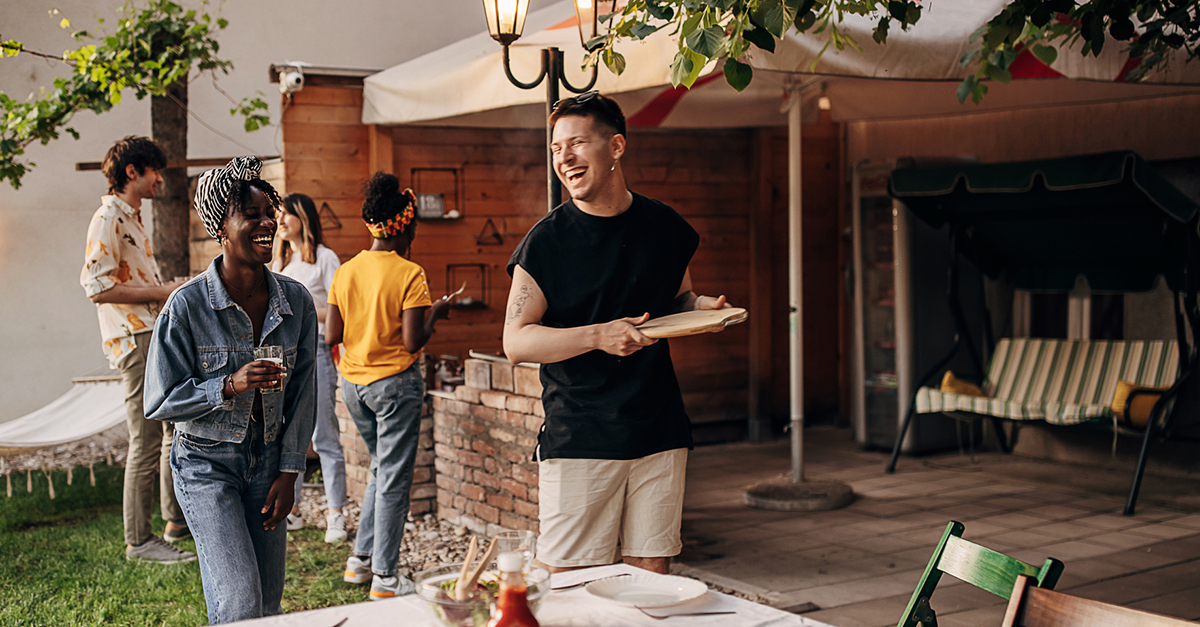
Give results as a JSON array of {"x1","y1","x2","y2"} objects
[{"x1": 488, "y1": 553, "x2": 539, "y2": 627}]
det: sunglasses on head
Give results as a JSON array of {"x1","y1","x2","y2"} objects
[{"x1": 552, "y1": 90, "x2": 599, "y2": 111}]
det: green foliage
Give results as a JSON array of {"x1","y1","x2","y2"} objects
[
  {"x1": 232, "y1": 93, "x2": 270, "y2": 132},
  {"x1": 586, "y1": 0, "x2": 1198, "y2": 101},
  {"x1": 0, "y1": 0, "x2": 268, "y2": 190},
  {"x1": 723, "y1": 57, "x2": 754, "y2": 91},
  {"x1": 589, "y1": 0, "x2": 922, "y2": 91},
  {"x1": 956, "y1": 1, "x2": 1200, "y2": 103}
]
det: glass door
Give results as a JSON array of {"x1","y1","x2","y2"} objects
[{"x1": 852, "y1": 163, "x2": 901, "y2": 450}]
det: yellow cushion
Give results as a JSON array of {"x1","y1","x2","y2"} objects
[
  {"x1": 1111, "y1": 379, "x2": 1168, "y2": 428},
  {"x1": 940, "y1": 371, "x2": 986, "y2": 397}
]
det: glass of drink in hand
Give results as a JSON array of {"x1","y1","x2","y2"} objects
[{"x1": 253, "y1": 345, "x2": 284, "y2": 392}]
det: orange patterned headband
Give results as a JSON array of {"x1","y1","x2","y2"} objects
[{"x1": 366, "y1": 188, "x2": 417, "y2": 238}]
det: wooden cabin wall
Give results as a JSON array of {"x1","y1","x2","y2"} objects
[
  {"x1": 279, "y1": 86, "x2": 374, "y2": 258},
  {"x1": 273, "y1": 84, "x2": 845, "y2": 443},
  {"x1": 762, "y1": 118, "x2": 845, "y2": 430},
  {"x1": 392, "y1": 125, "x2": 754, "y2": 442}
]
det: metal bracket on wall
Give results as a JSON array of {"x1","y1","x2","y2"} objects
[
  {"x1": 476, "y1": 218, "x2": 504, "y2": 246},
  {"x1": 318, "y1": 202, "x2": 342, "y2": 231}
]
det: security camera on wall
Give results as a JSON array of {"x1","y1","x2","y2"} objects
[{"x1": 280, "y1": 68, "x2": 304, "y2": 94}]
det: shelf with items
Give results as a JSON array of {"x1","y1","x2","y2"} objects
[
  {"x1": 865, "y1": 371, "x2": 899, "y2": 389},
  {"x1": 444, "y1": 264, "x2": 489, "y2": 310}
]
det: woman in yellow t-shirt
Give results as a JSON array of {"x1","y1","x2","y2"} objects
[{"x1": 325, "y1": 172, "x2": 450, "y2": 600}]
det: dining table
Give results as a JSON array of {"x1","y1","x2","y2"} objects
[{"x1": 226, "y1": 564, "x2": 835, "y2": 627}]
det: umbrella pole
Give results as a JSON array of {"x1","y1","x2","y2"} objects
[
  {"x1": 788, "y1": 88, "x2": 805, "y2": 484},
  {"x1": 744, "y1": 88, "x2": 853, "y2": 512}
]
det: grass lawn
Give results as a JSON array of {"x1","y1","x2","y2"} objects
[{"x1": 0, "y1": 463, "x2": 367, "y2": 626}]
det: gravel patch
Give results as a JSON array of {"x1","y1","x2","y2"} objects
[{"x1": 293, "y1": 483, "x2": 476, "y2": 578}]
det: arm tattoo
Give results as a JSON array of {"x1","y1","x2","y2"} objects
[
  {"x1": 506, "y1": 284, "x2": 531, "y2": 325},
  {"x1": 671, "y1": 290, "x2": 697, "y2": 313}
]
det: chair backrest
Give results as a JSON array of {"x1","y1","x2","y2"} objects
[
  {"x1": 984, "y1": 339, "x2": 1179, "y2": 423},
  {"x1": 897, "y1": 521, "x2": 1064, "y2": 627},
  {"x1": 1002, "y1": 574, "x2": 1196, "y2": 627}
]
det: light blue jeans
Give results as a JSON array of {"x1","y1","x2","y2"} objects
[
  {"x1": 342, "y1": 363, "x2": 424, "y2": 577},
  {"x1": 294, "y1": 344, "x2": 347, "y2": 510},
  {"x1": 172, "y1": 418, "x2": 288, "y2": 624}
]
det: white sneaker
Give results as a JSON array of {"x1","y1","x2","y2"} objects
[
  {"x1": 370, "y1": 574, "x2": 415, "y2": 600},
  {"x1": 344, "y1": 555, "x2": 372, "y2": 584},
  {"x1": 286, "y1": 513, "x2": 304, "y2": 531},
  {"x1": 325, "y1": 511, "x2": 347, "y2": 544}
]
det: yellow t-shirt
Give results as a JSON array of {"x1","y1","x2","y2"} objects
[{"x1": 328, "y1": 250, "x2": 433, "y2": 385}]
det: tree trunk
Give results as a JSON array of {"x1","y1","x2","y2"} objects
[{"x1": 150, "y1": 80, "x2": 189, "y2": 281}]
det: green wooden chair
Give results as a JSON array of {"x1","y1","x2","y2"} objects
[{"x1": 897, "y1": 521, "x2": 1065, "y2": 627}]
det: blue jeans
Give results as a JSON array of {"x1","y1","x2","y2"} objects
[
  {"x1": 294, "y1": 344, "x2": 347, "y2": 510},
  {"x1": 172, "y1": 418, "x2": 288, "y2": 624},
  {"x1": 342, "y1": 363, "x2": 423, "y2": 577}
]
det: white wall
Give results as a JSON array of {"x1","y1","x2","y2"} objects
[{"x1": 0, "y1": 0, "x2": 553, "y2": 423}]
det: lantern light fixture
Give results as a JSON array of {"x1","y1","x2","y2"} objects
[
  {"x1": 482, "y1": 0, "x2": 530, "y2": 46},
  {"x1": 483, "y1": 0, "x2": 612, "y2": 211}
]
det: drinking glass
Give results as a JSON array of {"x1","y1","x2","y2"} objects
[
  {"x1": 254, "y1": 345, "x2": 284, "y2": 392},
  {"x1": 494, "y1": 529, "x2": 536, "y2": 572}
]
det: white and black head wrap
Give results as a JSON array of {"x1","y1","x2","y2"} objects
[{"x1": 195, "y1": 156, "x2": 262, "y2": 240}]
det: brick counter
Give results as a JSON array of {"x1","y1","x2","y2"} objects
[
  {"x1": 432, "y1": 358, "x2": 544, "y2": 536},
  {"x1": 334, "y1": 386, "x2": 436, "y2": 516},
  {"x1": 331, "y1": 357, "x2": 540, "y2": 528}
]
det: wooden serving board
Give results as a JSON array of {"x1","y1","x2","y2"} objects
[{"x1": 636, "y1": 307, "x2": 748, "y2": 339}]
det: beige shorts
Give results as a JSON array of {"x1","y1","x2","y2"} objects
[{"x1": 536, "y1": 448, "x2": 687, "y2": 568}]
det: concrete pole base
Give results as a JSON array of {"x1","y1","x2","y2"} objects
[{"x1": 743, "y1": 476, "x2": 855, "y2": 512}]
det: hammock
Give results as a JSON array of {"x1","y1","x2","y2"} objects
[{"x1": 0, "y1": 377, "x2": 125, "y2": 452}]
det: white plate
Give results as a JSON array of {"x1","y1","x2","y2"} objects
[{"x1": 585, "y1": 573, "x2": 708, "y2": 608}]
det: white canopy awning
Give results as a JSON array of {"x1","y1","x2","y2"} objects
[{"x1": 362, "y1": 0, "x2": 1200, "y2": 129}]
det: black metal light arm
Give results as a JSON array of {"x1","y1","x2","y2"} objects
[
  {"x1": 502, "y1": 45, "x2": 548, "y2": 90},
  {"x1": 557, "y1": 48, "x2": 599, "y2": 94}
]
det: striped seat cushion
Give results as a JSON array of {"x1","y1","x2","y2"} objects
[{"x1": 915, "y1": 339, "x2": 1179, "y2": 425}]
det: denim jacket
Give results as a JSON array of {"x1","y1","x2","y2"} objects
[{"x1": 145, "y1": 255, "x2": 318, "y2": 473}]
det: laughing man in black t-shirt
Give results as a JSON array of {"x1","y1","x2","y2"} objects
[{"x1": 503, "y1": 92, "x2": 733, "y2": 575}]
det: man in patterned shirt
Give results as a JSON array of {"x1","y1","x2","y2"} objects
[{"x1": 81, "y1": 136, "x2": 194, "y2": 564}]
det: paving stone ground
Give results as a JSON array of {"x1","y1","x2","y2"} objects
[{"x1": 674, "y1": 428, "x2": 1200, "y2": 627}]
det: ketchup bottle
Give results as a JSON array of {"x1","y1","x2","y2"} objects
[{"x1": 488, "y1": 552, "x2": 539, "y2": 627}]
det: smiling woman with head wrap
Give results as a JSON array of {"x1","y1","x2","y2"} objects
[{"x1": 143, "y1": 156, "x2": 318, "y2": 624}]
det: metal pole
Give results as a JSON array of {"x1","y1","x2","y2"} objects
[
  {"x1": 545, "y1": 48, "x2": 562, "y2": 212},
  {"x1": 788, "y1": 89, "x2": 804, "y2": 483}
]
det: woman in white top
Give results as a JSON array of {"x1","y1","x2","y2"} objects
[{"x1": 272, "y1": 193, "x2": 348, "y2": 543}]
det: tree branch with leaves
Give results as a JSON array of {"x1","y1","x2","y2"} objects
[
  {"x1": 584, "y1": 0, "x2": 1199, "y2": 101},
  {"x1": 0, "y1": 0, "x2": 269, "y2": 190}
]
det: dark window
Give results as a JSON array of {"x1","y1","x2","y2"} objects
[
  {"x1": 1091, "y1": 294, "x2": 1125, "y2": 340},
  {"x1": 1029, "y1": 293, "x2": 1069, "y2": 339}
]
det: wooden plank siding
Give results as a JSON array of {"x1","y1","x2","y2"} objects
[
  {"x1": 764, "y1": 118, "x2": 844, "y2": 430},
  {"x1": 388, "y1": 124, "x2": 755, "y2": 440},
  {"x1": 256, "y1": 83, "x2": 845, "y2": 444}
]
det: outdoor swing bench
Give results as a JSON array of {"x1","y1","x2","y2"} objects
[
  {"x1": 882, "y1": 152, "x2": 1200, "y2": 516},
  {"x1": 915, "y1": 337, "x2": 1179, "y2": 427}
]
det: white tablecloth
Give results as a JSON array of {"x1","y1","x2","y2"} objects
[{"x1": 229, "y1": 565, "x2": 834, "y2": 627}]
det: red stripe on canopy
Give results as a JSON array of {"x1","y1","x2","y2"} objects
[
  {"x1": 627, "y1": 72, "x2": 723, "y2": 127},
  {"x1": 1009, "y1": 47, "x2": 1065, "y2": 79},
  {"x1": 547, "y1": 16, "x2": 578, "y2": 30},
  {"x1": 1115, "y1": 55, "x2": 1143, "y2": 82}
]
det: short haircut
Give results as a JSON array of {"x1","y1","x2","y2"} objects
[
  {"x1": 101, "y1": 136, "x2": 166, "y2": 194},
  {"x1": 549, "y1": 91, "x2": 626, "y2": 138}
]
